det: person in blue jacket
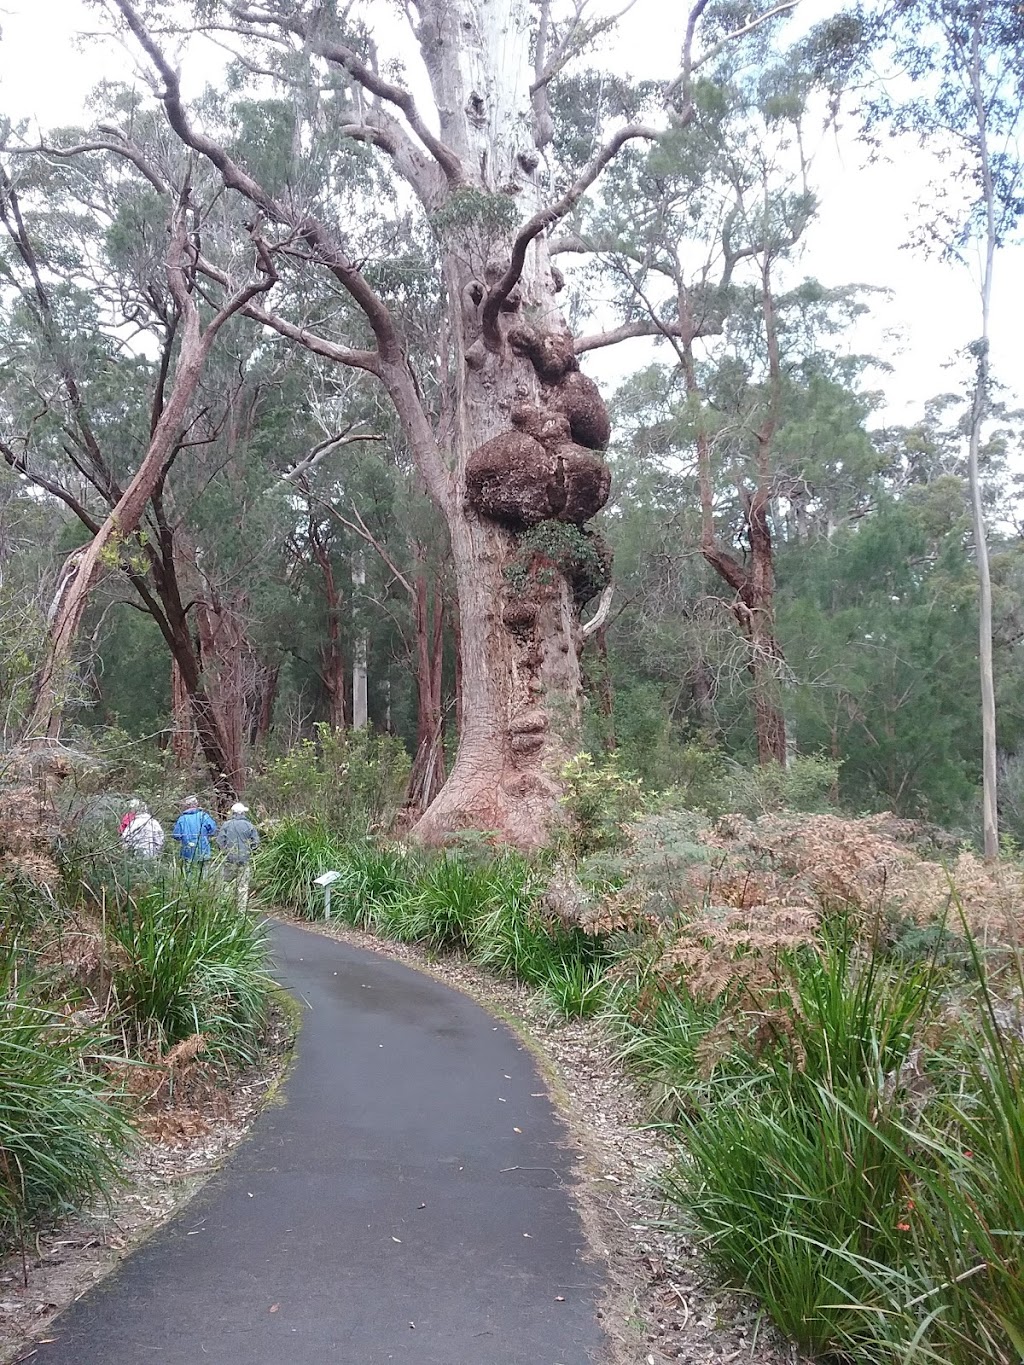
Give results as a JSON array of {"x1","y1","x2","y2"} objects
[{"x1": 172, "y1": 795, "x2": 217, "y2": 869}]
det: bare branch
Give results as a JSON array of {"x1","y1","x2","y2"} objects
[
  {"x1": 581, "y1": 581, "x2": 614, "y2": 640},
  {"x1": 4, "y1": 136, "x2": 169, "y2": 193},
  {"x1": 281, "y1": 430, "x2": 384, "y2": 483},
  {"x1": 318, "y1": 498, "x2": 415, "y2": 598},
  {"x1": 667, "y1": 0, "x2": 799, "y2": 112},
  {"x1": 574, "y1": 317, "x2": 688, "y2": 353},
  {"x1": 691, "y1": 1, "x2": 800, "y2": 74},
  {"x1": 0, "y1": 441, "x2": 102, "y2": 534},
  {"x1": 531, "y1": 0, "x2": 639, "y2": 94},
  {"x1": 482, "y1": 123, "x2": 659, "y2": 344}
]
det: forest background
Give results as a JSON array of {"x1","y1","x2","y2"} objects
[{"x1": 0, "y1": 0, "x2": 1022, "y2": 842}]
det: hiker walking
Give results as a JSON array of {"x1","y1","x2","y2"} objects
[
  {"x1": 120, "y1": 801, "x2": 165, "y2": 859},
  {"x1": 216, "y1": 802, "x2": 260, "y2": 910},
  {"x1": 171, "y1": 795, "x2": 217, "y2": 872},
  {"x1": 119, "y1": 799, "x2": 141, "y2": 835}
]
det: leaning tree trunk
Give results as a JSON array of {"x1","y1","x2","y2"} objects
[
  {"x1": 20, "y1": 198, "x2": 272, "y2": 746},
  {"x1": 408, "y1": 1, "x2": 612, "y2": 847}
]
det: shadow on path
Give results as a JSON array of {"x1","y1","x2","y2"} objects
[{"x1": 30, "y1": 920, "x2": 605, "y2": 1364}]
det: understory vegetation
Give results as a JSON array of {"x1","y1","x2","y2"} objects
[
  {"x1": 0, "y1": 833, "x2": 276, "y2": 1262},
  {"x1": 253, "y1": 772, "x2": 1024, "y2": 1364}
]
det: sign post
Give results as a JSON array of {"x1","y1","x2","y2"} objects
[{"x1": 313, "y1": 870, "x2": 341, "y2": 920}]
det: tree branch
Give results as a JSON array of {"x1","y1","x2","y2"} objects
[
  {"x1": 193, "y1": 252, "x2": 382, "y2": 374},
  {"x1": 690, "y1": 1, "x2": 800, "y2": 75},
  {"x1": 230, "y1": 4, "x2": 465, "y2": 189},
  {"x1": 482, "y1": 123, "x2": 659, "y2": 344},
  {"x1": 281, "y1": 430, "x2": 384, "y2": 483},
  {"x1": 581, "y1": 581, "x2": 614, "y2": 639},
  {"x1": 3, "y1": 136, "x2": 169, "y2": 193},
  {"x1": 112, "y1": 0, "x2": 450, "y2": 511},
  {"x1": 575, "y1": 317, "x2": 688, "y2": 353}
]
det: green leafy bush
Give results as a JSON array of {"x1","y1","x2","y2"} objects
[
  {"x1": 559, "y1": 752, "x2": 643, "y2": 857},
  {"x1": 249, "y1": 725, "x2": 410, "y2": 837},
  {"x1": 0, "y1": 944, "x2": 133, "y2": 1253}
]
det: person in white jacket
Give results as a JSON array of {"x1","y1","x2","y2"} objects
[{"x1": 121, "y1": 802, "x2": 165, "y2": 859}]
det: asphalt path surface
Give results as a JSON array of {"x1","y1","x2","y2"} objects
[{"x1": 31, "y1": 919, "x2": 605, "y2": 1364}]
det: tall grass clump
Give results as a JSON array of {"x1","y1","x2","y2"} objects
[
  {"x1": 254, "y1": 821, "x2": 349, "y2": 916},
  {"x1": 661, "y1": 911, "x2": 1024, "y2": 1363},
  {"x1": 106, "y1": 877, "x2": 271, "y2": 1064},
  {"x1": 0, "y1": 943, "x2": 133, "y2": 1255},
  {"x1": 329, "y1": 843, "x2": 411, "y2": 931},
  {"x1": 861, "y1": 936, "x2": 1024, "y2": 1364},
  {"x1": 603, "y1": 964, "x2": 725, "y2": 1122}
]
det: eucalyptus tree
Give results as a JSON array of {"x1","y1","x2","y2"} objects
[
  {"x1": 870, "y1": 0, "x2": 1024, "y2": 856},
  {"x1": 0, "y1": 99, "x2": 356, "y2": 791},
  {"x1": 95, "y1": 0, "x2": 799, "y2": 846},
  {"x1": 571, "y1": 58, "x2": 880, "y2": 764}
]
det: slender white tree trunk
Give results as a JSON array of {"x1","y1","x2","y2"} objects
[
  {"x1": 352, "y1": 550, "x2": 368, "y2": 730},
  {"x1": 968, "y1": 21, "x2": 999, "y2": 861}
]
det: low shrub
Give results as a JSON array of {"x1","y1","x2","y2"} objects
[
  {"x1": 0, "y1": 943, "x2": 133, "y2": 1254},
  {"x1": 106, "y1": 877, "x2": 271, "y2": 1064}
]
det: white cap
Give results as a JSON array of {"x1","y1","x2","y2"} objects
[{"x1": 230, "y1": 802, "x2": 249, "y2": 814}]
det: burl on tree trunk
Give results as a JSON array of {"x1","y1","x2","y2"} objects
[{"x1": 411, "y1": 262, "x2": 612, "y2": 849}]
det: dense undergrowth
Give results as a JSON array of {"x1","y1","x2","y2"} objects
[
  {"x1": 255, "y1": 810, "x2": 1024, "y2": 1365},
  {"x1": 0, "y1": 845, "x2": 274, "y2": 1260},
  {"x1": 257, "y1": 822, "x2": 611, "y2": 1017}
]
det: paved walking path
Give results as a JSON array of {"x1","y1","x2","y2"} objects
[{"x1": 31, "y1": 921, "x2": 605, "y2": 1364}]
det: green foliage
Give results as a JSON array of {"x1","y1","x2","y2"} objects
[
  {"x1": 504, "y1": 521, "x2": 608, "y2": 601},
  {"x1": 0, "y1": 943, "x2": 133, "y2": 1253},
  {"x1": 106, "y1": 876, "x2": 272, "y2": 1064},
  {"x1": 652, "y1": 744, "x2": 840, "y2": 819},
  {"x1": 428, "y1": 187, "x2": 520, "y2": 242},
  {"x1": 650, "y1": 917, "x2": 1024, "y2": 1363},
  {"x1": 559, "y1": 752, "x2": 644, "y2": 857},
  {"x1": 250, "y1": 725, "x2": 410, "y2": 838}
]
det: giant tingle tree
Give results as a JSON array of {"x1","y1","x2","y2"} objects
[{"x1": 103, "y1": 0, "x2": 796, "y2": 846}]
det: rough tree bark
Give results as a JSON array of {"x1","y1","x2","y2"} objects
[
  {"x1": 406, "y1": 563, "x2": 449, "y2": 812},
  {"x1": 352, "y1": 550, "x2": 368, "y2": 730},
  {"x1": 112, "y1": 0, "x2": 788, "y2": 845}
]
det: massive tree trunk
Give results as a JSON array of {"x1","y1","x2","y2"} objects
[
  {"x1": 406, "y1": 568, "x2": 448, "y2": 812},
  {"x1": 404, "y1": 4, "x2": 612, "y2": 846},
  {"x1": 352, "y1": 550, "x2": 368, "y2": 730}
]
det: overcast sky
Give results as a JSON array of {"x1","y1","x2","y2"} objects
[{"x1": 1, "y1": 0, "x2": 1021, "y2": 430}]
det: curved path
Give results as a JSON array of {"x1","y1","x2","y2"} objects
[{"x1": 31, "y1": 921, "x2": 605, "y2": 1364}]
